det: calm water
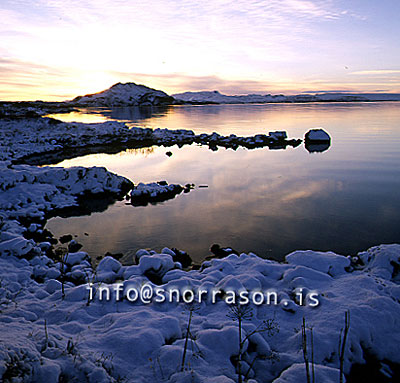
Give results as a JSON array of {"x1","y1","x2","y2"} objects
[{"x1": 46, "y1": 103, "x2": 400, "y2": 263}]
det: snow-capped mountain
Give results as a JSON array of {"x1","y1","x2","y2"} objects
[
  {"x1": 71, "y1": 82, "x2": 175, "y2": 107},
  {"x1": 173, "y1": 90, "x2": 400, "y2": 104},
  {"x1": 172, "y1": 90, "x2": 286, "y2": 104}
]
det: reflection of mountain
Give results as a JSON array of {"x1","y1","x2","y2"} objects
[
  {"x1": 305, "y1": 142, "x2": 331, "y2": 153},
  {"x1": 94, "y1": 105, "x2": 172, "y2": 122}
]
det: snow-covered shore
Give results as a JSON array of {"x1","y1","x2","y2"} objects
[
  {"x1": 1, "y1": 242, "x2": 400, "y2": 382},
  {"x1": 1, "y1": 115, "x2": 400, "y2": 382},
  {"x1": 0, "y1": 118, "x2": 301, "y2": 166}
]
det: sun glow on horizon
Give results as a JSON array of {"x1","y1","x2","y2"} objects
[{"x1": 1, "y1": 0, "x2": 400, "y2": 101}]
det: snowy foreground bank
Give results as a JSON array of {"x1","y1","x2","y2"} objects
[
  {"x1": 1, "y1": 242, "x2": 400, "y2": 382},
  {"x1": 1, "y1": 117, "x2": 400, "y2": 382}
]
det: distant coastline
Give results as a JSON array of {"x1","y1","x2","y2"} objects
[{"x1": 1, "y1": 82, "x2": 400, "y2": 111}]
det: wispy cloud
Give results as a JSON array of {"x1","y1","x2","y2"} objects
[
  {"x1": 2, "y1": 0, "x2": 400, "y2": 99},
  {"x1": 0, "y1": 57, "x2": 92, "y2": 100},
  {"x1": 110, "y1": 70, "x2": 278, "y2": 95},
  {"x1": 351, "y1": 70, "x2": 400, "y2": 76}
]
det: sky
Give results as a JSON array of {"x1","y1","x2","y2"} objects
[{"x1": 1, "y1": 0, "x2": 400, "y2": 101}]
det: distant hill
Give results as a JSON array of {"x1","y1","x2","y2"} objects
[
  {"x1": 172, "y1": 90, "x2": 400, "y2": 104},
  {"x1": 71, "y1": 82, "x2": 175, "y2": 107},
  {"x1": 171, "y1": 90, "x2": 285, "y2": 104}
]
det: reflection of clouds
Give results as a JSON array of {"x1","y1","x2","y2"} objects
[
  {"x1": 47, "y1": 111, "x2": 108, "y2": 123},
  {"x1": 280, "y1": 180, "x2": 330, "y2": 203},
  {"x1": 48, "y1": 145, "x2": 338, "y2": 261}
]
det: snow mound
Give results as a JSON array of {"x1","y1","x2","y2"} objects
[
  {"x1": 286, "y1": 250, "x2": 350, "y2": 277},
  {"x1": 272, "y1": 363, "x2": 341, "y2": 383}
]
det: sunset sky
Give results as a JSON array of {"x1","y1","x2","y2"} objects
[{"x1": 1, "y1": 0, "x2": 400, "y2": 101}]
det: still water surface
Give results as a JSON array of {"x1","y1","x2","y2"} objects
[{"x1": 47, "y1": 103, "x2": 400, "y2": 263}]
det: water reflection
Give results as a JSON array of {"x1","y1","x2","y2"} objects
[
  {"x1": 48, "y1": 105, "x2": 172, "y2": 125},
  {"x1": 49, "y1": 102, "x2": 400, "y2": 138},
  {"x1": 305, "y1": 142, "x2": 331, "y2": 153},
  {"x1": 46, "y1": 103, "x2": 400, "y2": 263},
  {"x1": 97, "y1": 105, "x2": 172, "y2": 122}
]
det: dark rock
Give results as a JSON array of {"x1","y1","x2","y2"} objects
[
  {"x1": 209, "y1": 244, "x2": 239, "y2": 259},
  {"x1": 104, "y1": 251, "x2": 124, "y2": 260},
  {"x1": 59, "y1": 234, "x2": 73, "y2": 244},
  {"x1": 68, "y1": 240, "x2": 83, "y2": 253},
  {"x1": 183, "y1": 183, "x2": 195, "y2": 193},
  {"x1": 171, "y1": 248, "x2": 192, "y2": 268}
]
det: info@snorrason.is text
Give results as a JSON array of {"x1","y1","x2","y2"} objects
[{"x1": 86, "y1": 283, "x2": 320, "y2": 307}]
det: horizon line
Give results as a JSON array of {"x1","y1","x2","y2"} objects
[{"x1": 2, "y1": 81, "x2": 400, "y2": 103}]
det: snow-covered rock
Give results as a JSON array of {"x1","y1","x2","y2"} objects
[
  {"x1": 272, "y1": 363, "x2": 341, "y2": 383},
  {"x1": 286, "y1": 250, "x2": 350, "y2": 277},
  {"x1": 139, "y1": 253, "x2": 175, "y2": 277},
  {"x1": 0, "y1": 236, "x2": 34, "y2": 256},
  {"x1": 269, "y1": 131, "x2": 288, "y2": 141},
  {"x1": 305, "y1": 128, "x2": 331, "y2": 142},
  {"x1": 65, "y1": 252, "x2": 90, "y2": 267},
  {"x1": 130, "y1": 181, "x2": 185, "y2": 205}
]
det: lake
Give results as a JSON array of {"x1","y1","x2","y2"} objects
[{"x1": 46, "y1": 102, "x2": 400, "y2": 264}]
